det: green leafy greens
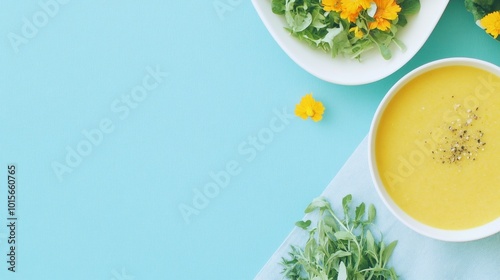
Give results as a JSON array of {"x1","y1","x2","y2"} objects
[
  {"x1": 281, "y1": 195, "x2": 399, "y2": 280},
  {"x1": 271, "y1": 0, "x2": 421, "y2": 60},
  {"x1": 465, "y1": 0, "x2": 500, "y2": 20},
  {"x1": 464, "y1": 0, "x2": 500, "y2": 41}
]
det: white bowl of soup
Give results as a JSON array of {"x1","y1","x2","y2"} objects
[{"x1": 369, "y1": 57, "x2": 500, "y2": 242}]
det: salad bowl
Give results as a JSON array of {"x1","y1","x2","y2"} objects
[{"x1": 252, "y1": 0, "x2": 450, "y2": 85}]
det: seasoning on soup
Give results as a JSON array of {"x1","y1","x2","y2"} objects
[{"x1": 375, "y1": 65, "x2": 500, "y2": 230}]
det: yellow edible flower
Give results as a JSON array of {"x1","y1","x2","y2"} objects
[
  {"x1": 341, "y1": 0, "x2": 371, "y2": 12},
  {"x1": 340, "y1": 0, "x2": 371, "y2": 22},
  {"x1": 480, "y1": 11, "x2": 500, "y2": 39},
  {"x1": 341, "y1": 6, "x2": 362, "y2": 23},
  {"x1": 295, "y1": 93, "x2": 325, "y2": 122},
  {"x1": 369, "y1": 0, "x2": 401, "y2": 31},
  {"x1": 322, "y1": 0, "x2": 341, "y2": 12},
  {"x1": 350, "y1": 26, "x2": 364, "y2": 38}
]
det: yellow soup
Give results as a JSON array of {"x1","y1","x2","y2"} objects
[{"x1": 376, "y1": 65, "x2": 500, "y2": 230}]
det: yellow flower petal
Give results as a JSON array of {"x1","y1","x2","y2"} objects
[
  {"x1": 340, "y1": 5, "x2": 363, "y2": 23},
  {"x1": 322, "y1": 0, "x2": 341, "y2": 12},
  {"x1": 341, "y1": 0, "x2": 371, "y2": 12},
  {"x1": 312, "y1": 113, "x2": 323, "y2": 122},
  {"x1": 313, "y1": 102, "x2": 325, "y2": 114},
  {"x1": 369, "y1": 0, "x2": 401, "y2": 31},
  {"x1": 294, "y1": 104, "x2": 309, "y2": 120},
  {"x1": 480, "y1": 11, "x2": 500, "y2": 39},
  {"x1": 294, "y1": 93, "x2": 325, "y2": 122},
  {"x1": 349, "y1": 26, "x2": 364, "y2": 38}
]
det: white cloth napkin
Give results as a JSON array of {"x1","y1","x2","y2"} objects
[{"x1": 255, "y1": 136, "x2": 500, "y2": 280}]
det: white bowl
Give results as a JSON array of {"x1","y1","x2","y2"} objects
[
  {"x1": 252, "y1": 0, "x2": 450, "y2": 85},
  {"x1": 368, "y1": 57, "x2": 500, "y2": 242}
]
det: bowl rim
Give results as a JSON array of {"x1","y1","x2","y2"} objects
[{"x1": 368, "y1": 57, "x2": 500, "y2": 242}]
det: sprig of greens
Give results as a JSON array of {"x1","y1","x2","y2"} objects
[
  {"x1": 271, "y1": 0, "x2": 421, "y2": 60},
  {"x1": 281, "y1": 195, "x2": 399, "y2": 280}
]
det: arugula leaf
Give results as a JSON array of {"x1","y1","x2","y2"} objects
[
  {"x1": 368, "y1": 204, "x2": 376, "y2": 223},
  {"x1": 296, "y1": 220, "x2": 312, "y2": 229},
  {"x1": 342, "y1": 194, "x2": 352, "y2": 217},
  {"x1": 281, "y1": 195, "x2": 399, "y2": 280},
  {"x1": 355, "y1": 202, "x2": 365, "y2": 223},
  {"x1": 382, "y1": 241, "x2": 398, "y2": 267},
  {"x1": 399, "y1": 0, "x2": 421, "y2": 16},
  {"x1": 305, "y1": 197, "x2": 330, "y2": 213},
  {"x1": 272, "y1": 0, "x2": 286, "y2": 15},
  {"x1": 397, "y1": 14, "x2": 408, "y2": 27}
]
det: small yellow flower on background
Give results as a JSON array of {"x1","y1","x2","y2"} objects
[
  {"x1": 295, "y1": 93, "x2": 325, "y2": 122},
  {"x1": 369, "y1": 0, "x2": 401, "y2": 31},
  {"x1": 480, "y1": 11, "x2": 500, "y2": 39}
]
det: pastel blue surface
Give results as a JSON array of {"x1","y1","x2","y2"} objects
[{"x1": 0, "y1": 1, "x2": 498, "y2": 279}]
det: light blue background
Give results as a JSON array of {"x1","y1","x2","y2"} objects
[{"x1": 0, "y1": 0, "x2": 498, "y2": 279}]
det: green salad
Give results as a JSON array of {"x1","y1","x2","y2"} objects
[{"x1": 271, "y1": 0, "x2": 420, "y2": 60}]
